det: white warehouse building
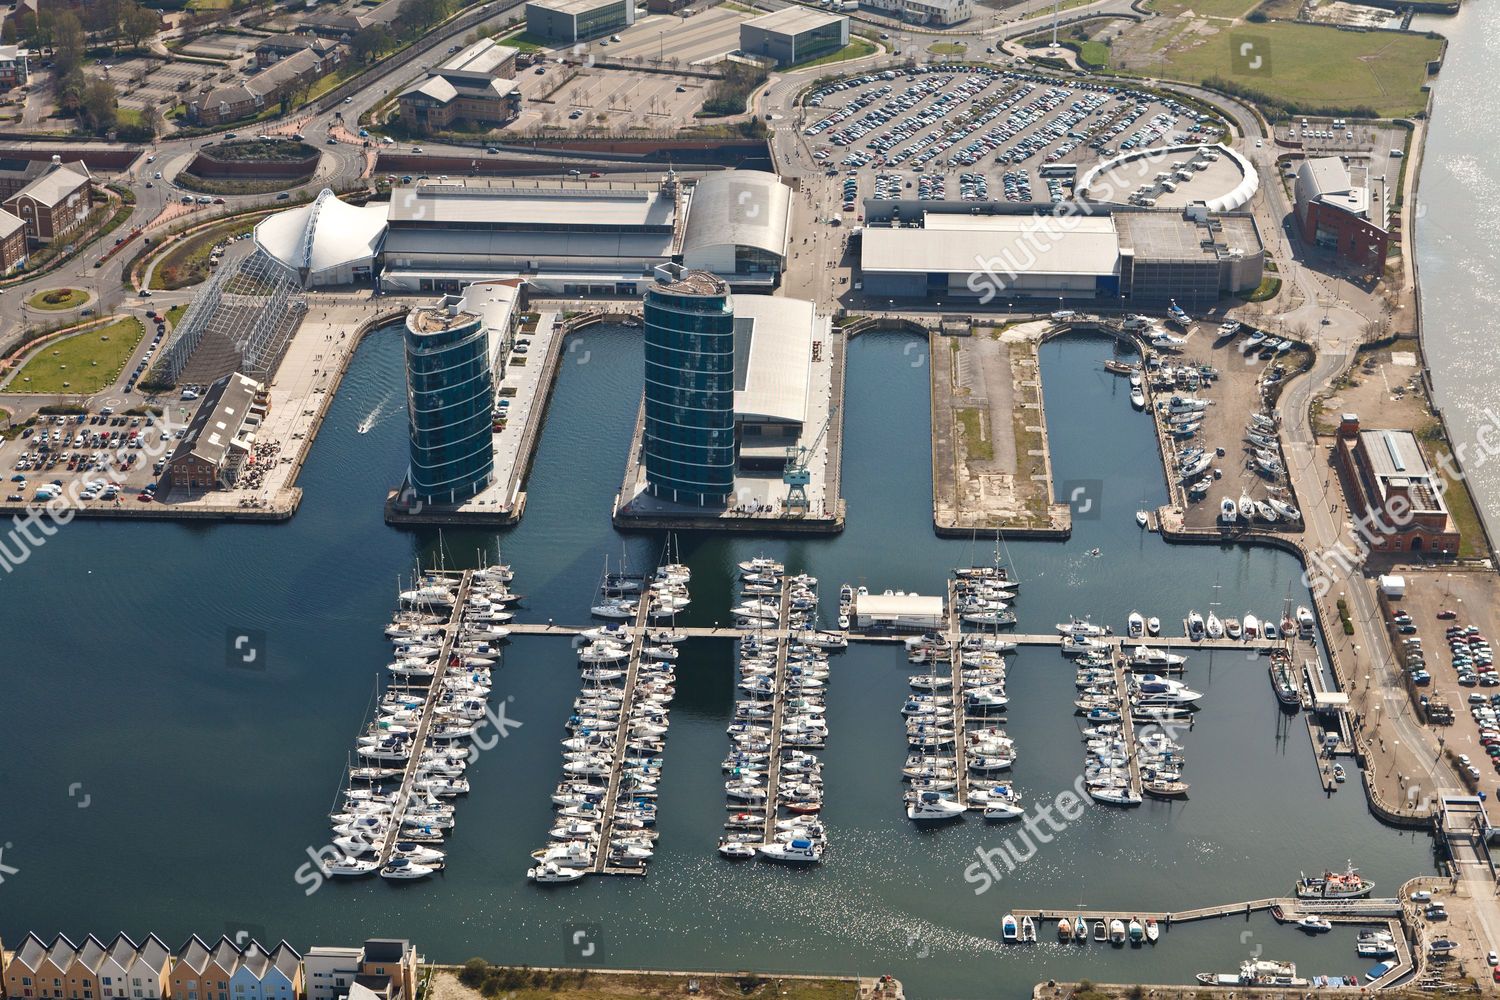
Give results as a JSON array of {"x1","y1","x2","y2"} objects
[{"x1": 680, "y1": 170, "x2": 792, "y2": 288}]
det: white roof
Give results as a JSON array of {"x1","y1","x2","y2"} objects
[
  {"x1": 0, "y1": 207, "x2": 23, "y2": 240},
  {"x1": 743, "y1": 5, "x2": 845, "y2": 33},
  {"x1": 10, "y1": 162, "x2": 88, "y2": 208},
  {"x1": 733, "y1": 295, "x2": 819, "y2": 424},
  {"x1": 1297, "y1": 156, "x2": 1369, "y2": 219},
  {"x1": 254, "y1": 189, "x2": 388, "y2": 278},
  {"x1": 863, "y1": 214, "x2": 1118, "y2": 276},
  {"x1": 682, "y1": 171, "x2": 791, "y2": 259},
  {"x1": 856, "y1": 592, "x2": 944, "y2": 616},
  {"x1": 438, "y1": 38, "x2": 518, "y2": 76},
  {"x1": 389, "y1": 183, "x2": 674, "y2": 229}
]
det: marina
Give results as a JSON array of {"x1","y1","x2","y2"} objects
[
  {"x1": 0, "y1": 329, "x2": 1440, "y2": 996},
  {"x1": 531, "y1": 553, "x2": 691, "y2": 881},
  {"x1": 322, "y1": 563, "x2": 519, "y2": 879}
]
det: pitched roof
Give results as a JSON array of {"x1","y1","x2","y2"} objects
[
  {"x1": 135, "y1": 934, "x2": 172, "y2": 971},
  {"x1": 175, "y1": 935, "x2": 213, "y2": 975},
  {"x1": 73, "y1": 934, "x2": 109, "y2": 973},
  {"x1": 12, "y1": 932, "x2": 50, "y2": 971},
  {"x1": 7, "y1": 161, "x2": 89, "y2": 209},
  {"x1": 46, "y1": 933, "x2": 81, "y2": 971},
  {"x1": 268, "y1": 942, "x2": 302, "y2": 982},
  {"x1": 208, "y1": 936, "x2": 243, "y2": 975},
  {"x1": 104, "y1": 933, "x2": 141, "y2": 972}
]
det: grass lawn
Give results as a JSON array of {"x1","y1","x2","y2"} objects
[
  {"x1": 8, "y1": 318, "x2": 144, "y2": 394},
  {"x1": 928, "y1": 41, "x2": 967, "y2": 55},
  {"x1": 499, "y1": 30, "x2": 549, "y2": 52},
  {"x1": 438, "y1": 968, "x2": 855, "y2": 1000},
  {"x1": 166, "y1": 304, "x2": 188, "y2": 328},
  {"x1": 1148, "y1": 0, "x2": 1258, "y2": 17},
  {"x1": 27, "y1": 287, "x2": 90, "y2": 311},
  {"x1": 1138, "y1": 21, "x2": 1441, "y2": 117},
  {"x1": 790, "y1": 39, "x2": 878, "y2": 69},
  {"x1": 1077, "y1": 40, "x2": 1110, "y2": 67}
]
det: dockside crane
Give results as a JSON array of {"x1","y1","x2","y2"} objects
[{"x1": 783, "y1": 403, "x2": 838, "y2": 514}]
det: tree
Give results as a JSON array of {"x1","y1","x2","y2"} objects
[
  {"x1": 350, "y1": 24, "x2": 394, "y2": 64},
  {"x1": 121, "y1": 3, "x2": 160, "y2": 52},
  {"x1": 141, "y1": 103, "x2": 163, "y2": 140},
  {"x1": 80, "y1": 77, "x2": 119, "y2": 134},
  {"x1": 56, "y1": 65, "x2": 86, "y2": 116},
  {"x1": 52, "y1": 12, "x2": 86, "y2": 76}
]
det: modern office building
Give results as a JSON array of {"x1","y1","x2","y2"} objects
[
  {"x1": 524, "y1": 0, "x2": 635, "y2": 43},
  {"x1": 860, "y1": 0, "x2": 970, "y2": 24},
  {"x1": 642, "y1": 267, "x2": 737, "y2": 506},
  {"x1": 403, "y1": 282, "x2": 519, "y2": 504},
  {"x1": 739, "y1": 7, "x2": 848, "y2": 66},
  {"x1": 1294, "y1": 156, "x2": 1389, "y2": 276}
]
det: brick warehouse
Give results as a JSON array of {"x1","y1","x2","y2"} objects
[{"x1": 1333, "y1": 413, "x2": 1460, "y2": 556}]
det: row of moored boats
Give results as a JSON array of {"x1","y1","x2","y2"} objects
[
  {"x1": 529, "y1": 560, "x2": 691, "y2": 882},
  {"x1": 325, "y1": 565, "x2": 517, "y2": 881},
  {"x1": 720, "y1": 558, "x2": 844, "y2": 863}
]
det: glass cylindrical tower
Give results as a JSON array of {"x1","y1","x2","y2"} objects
[
  {"x1": 642, "y1": 270, "x2": 737, "y2": 506},
  {"x1": 404, "y1": 303, "x2": 496, "y2": 504}
]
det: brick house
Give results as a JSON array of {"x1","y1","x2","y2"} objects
[
  {"x1": 1333, "y1": 413, "x2": 1461, "y2": 556},
  {"x1": 2, "y1": 159, "x2": 92, "y2": 244}
]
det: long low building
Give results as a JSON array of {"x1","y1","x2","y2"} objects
[
  {"x1": 853, "y1": 591, "x2": 944, "y2": 631},
  {"x1": 739, "y1": 7, "x2": 848, "y2": 66},
  {"x1": 858, "y1": 205, "x2": 1263, "y2": 309}
]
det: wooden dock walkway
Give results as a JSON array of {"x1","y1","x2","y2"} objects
[
  {"x1": 1113, "y1": 647, "x2": 1143, "y2": 799},
  {"x1": 505, "y1": 622, "x2": 1277, "y2": 653},
  {"x1": 1014, "y1": 895, "x2": 1403, "y2": 927},
  {"x1": 945, "y1": 580, "x2": 970, "y2": 810},
  {"x1": 760, "y1": 579, "x2": 794, "y2": 846},
  {"x1": 376, "y1": 569, "x2": 472, "y2": 867},
  {"x1": 590, "y1": 597, "x2": 654, "y2": 877}
]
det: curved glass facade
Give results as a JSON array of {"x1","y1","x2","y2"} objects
[
  {"x1": 643, "y1": 276, "x2": 736, "y2": 506},
  {"x1": 404, "y1": 314, "x2": 496, "y2": 504}
]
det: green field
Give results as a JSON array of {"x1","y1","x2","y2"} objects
[
  {"x1": 9, "y1": 318, "x2": 145, "y2": 394},
  {"x1": 1138, "y1": 22, "x2": 1441, "y2": 117},
  {"x1": 1077, "y1": 40, "x2": 1110, "y2": 67},
  {"x1": 1147, "y1": 0, "x2": 1258, "y2": 18},
  {"x1": 927, "y1": 41, "x2": 967, "y2": 55},
  {"x1": 27, "y1": 287, "x2": 90, "y2": 311}
]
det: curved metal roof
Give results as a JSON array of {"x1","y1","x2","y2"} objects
[
  {"x1": 681, "y1": 170, "x2": 791, "y2": 259},
  {"x1": 254, "y1": 189, "x2": 388, "y2": 281}
]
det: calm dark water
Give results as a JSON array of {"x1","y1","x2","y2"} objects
[{"x1": 0, "y1": 327, "x2": 1434, "y2": 997}]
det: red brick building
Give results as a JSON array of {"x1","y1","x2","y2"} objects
[
  {"x1": 0, "y1": 208, "x2": 28, "y2": 273},
  {"x1": 1294, "y1": 156, "x2": 1389, "y2": 277},
  {"x1": 2, "y1": 160, "x2": 92, "y2": 244},
  {"x1": 1333, "y1": 413, "x2": 1460, "y2": 556}
]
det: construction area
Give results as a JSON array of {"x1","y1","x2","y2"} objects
[{"x1": 931, "y1": 321, "x2": 1068, "y2": 537}]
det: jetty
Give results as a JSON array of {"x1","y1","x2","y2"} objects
[
  {"x1": 376, "y1": 569, "x2": 473, "y2": 867},
  {"x1": 758, "y1": 578, "x2": 796, "y2": 845},
  {"x1": 591, "y1": 596, "x2": 655, "y2": 876},
  {"x1": 944, "y1": 578, "x2": 971, "y2": 809},
  {"x1": 1112, "y1": 646, "x2": 1144, "y2": 800},
  {"x1": 505, "y1": 622, "x2": 1277, "y2": 653},
  {"x1": 1013, "y1": 896, "x2": 1403, "y2": 926}
]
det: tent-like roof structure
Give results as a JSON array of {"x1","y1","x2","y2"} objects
[{"x1": 254, "y1": 188, "x2": 388, "y2": 284}]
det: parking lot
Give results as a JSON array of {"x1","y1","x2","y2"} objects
[
  {"x1": 1384, "y1": 570, "x2": 1500, "y2": 801},
  {"x1": 507, "y1": 64, "x2": 707, "y2": 132},
  {"x1": 1, "y1": 405, "x2": 178, "y2": 508},
  {"x1": 86, "y1": 56, "x2": 226, "y2": 116},
  {"x1": 601, "y1": 7, "x2": 744, "y2": 66},
  {"x1": 799, "y1": 66, "x2": 1225, "y2": 216}
]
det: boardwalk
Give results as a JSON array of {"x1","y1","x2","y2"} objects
[
  {"x1": 591, "y1": 598, "x2": 654, "y2": 876},
  {"x1": 506, "y1": 622, "x2": 1279, "y2": 653},
  {"x1": 1015, "y1": 896, "x2": 1403, "y2": 926},
  {"x1": 1112, "y1": 648, "x2": 1144, "y2": 800},
  {"x1": 376, "y1": 570, "x2": 473, "y2": 867},
  {"x1": 759, "y1": 579, "x2": 795, "y2": 846},
  {"x1": 944, "y1": 580, "x2": 971, "y2": 809}
]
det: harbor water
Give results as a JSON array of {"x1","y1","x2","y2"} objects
[{"x1": 0, "y1": 326, "x2": 1435, "y2": 997}]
